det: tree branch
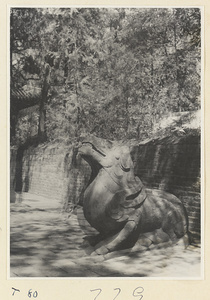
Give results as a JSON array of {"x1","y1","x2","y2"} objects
[{"x1": 19, "y1": 72, "x2": 40, "y2": 81}]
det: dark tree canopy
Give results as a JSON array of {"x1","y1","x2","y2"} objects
[{"x1": 10, "y1": 7, "x2": 201, "y2": 145}]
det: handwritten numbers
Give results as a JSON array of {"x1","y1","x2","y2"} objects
[
  {"x1": 33, "y1": 291, "x2": 38, "y2": 298},
  {"x1": 133, "y1": 287, "x2": 144, "y2": 300},
  {"x1": 90, "y1": 288, "x2": 102, "y2": 300},
  {"x1": 28, "y1": 289, "x2": 38, "y2": 298},
  {"x1": 11, "y1": 285, "x2": 143, "y2": 299},
  {"x1": 113, "y1": 288, "x2": 121, "y2": 300},
  {"x1": 90, "y1": 286, "x2": 143, "y2": 300},
  {"x1": 12, "y1": 288, "x2": 20, "y2": 296},
  {"x1": 90, "y1": 288, "x2": 121, "y2": 300}
]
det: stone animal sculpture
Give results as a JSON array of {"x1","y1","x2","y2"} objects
[{"x1": 78, "y1": 136, "x2": 189, "y2": 255}]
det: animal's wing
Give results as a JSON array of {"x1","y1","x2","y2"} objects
[{"x1": 106, "y1": 186, "x2": 147, "y2": 223}]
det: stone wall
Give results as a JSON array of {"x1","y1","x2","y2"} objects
[
  {"x1": 132, "y1": 132, "x2": 201, "y2": 243},
  {"x1": 10, "y1": 143, "x2": 91, "y2": 209}
]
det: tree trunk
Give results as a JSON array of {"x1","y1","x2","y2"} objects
[
  {"x1": 38, "y1": 64, "x2": 50, "y2": 141},
  {"x1": 173, "y1": 20, "x2": 182, "y2": 112}
]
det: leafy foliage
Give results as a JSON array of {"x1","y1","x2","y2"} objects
[{"x1": 11, "y1": 7, "x2": 201, "y2": 145}]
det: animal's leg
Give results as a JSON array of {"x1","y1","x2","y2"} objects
[
  {"x1": 162, "y1": 210, "x2": 188, "y2": 244},
  {"x1": 93, "y1": 220, "x2": 138, "y2": 255}
]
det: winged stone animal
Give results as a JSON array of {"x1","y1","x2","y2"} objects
[{"x1": 78, "y1": 136, "x2": 189, "y2": 255}]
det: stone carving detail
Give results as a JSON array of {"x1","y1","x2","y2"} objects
[{"x1": 78, "y1": 136, "x2": 189, "y2": 255}]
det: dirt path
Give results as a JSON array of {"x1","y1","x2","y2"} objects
[{"x1": 10, "y1": 193, "x2": 201, "y2": 278}]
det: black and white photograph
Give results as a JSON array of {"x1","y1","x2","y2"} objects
[{"x1": 10, "y1": 6, "x2": 203, "y2": 278}]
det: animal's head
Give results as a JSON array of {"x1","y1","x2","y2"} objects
[
  {"x1": 78, "y1": 136, "x2": 132, "y2": 168},
  {"x1": 78, "y1": 136, "x2": 142, "y2": 191}
]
